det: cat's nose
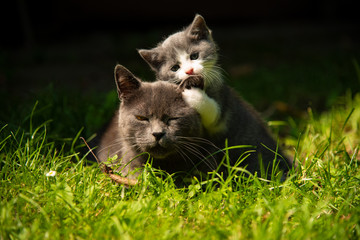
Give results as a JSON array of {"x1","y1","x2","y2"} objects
[
  {"x1": 185, "y1": 68, "x2": 194, "y2": 75},
  {"x1": 152, "y1": 132, "x2": 165, "y2": 141}
]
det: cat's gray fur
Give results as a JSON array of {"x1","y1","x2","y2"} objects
[
  {"x1": 137, "y1": 14, "x2": 293, "y2": 177},
  {"x1": 98, "y1": 65, "x2": 293, "y2": 180},
  {"x1": 97, "y1": 65, "x2": 217, "y2": 179},
  {"x1": 138, "y1": 15, "x2": 220, "y2": 88}
]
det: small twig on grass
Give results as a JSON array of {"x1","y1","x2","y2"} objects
[{"x1": 80, "y1": 137, "x2": 138, "y2": 186}]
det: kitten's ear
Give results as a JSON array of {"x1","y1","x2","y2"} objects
[
  {"x1": 178, "y1": 76, "x2": 204, "y2": 91},
  {"x1": 138, "y1": 49, "x2": 163, "y2": 71},
  {"x1": 114, "y1": 64, "x2": 141, "y2": 100},
  {"x1": 187, "y1": 14, "x2": 212, "y2": 41}
]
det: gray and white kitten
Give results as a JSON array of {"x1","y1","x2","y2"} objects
[
  {"x1": 138, "y1": 15, "x2": 293, "y2": 176},
  {"x1": 139, "y1": 15, "x2": 224, "y2": 133},
  {"x1": 97, "y1": 65, "x2": 293, "y2": 180}
]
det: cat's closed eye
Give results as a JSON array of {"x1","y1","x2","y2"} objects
[
  {"x1": 167, "y1": 117, "x2": 179, "y2": 124},
  {"x1": 171, "y1": 64, "x2": 180, "y2": 72},
  {"x1": 190, "y1": 52, "x2": 199, "y2": 60},
  {"x1": 135, "y1": 115, "x2": 149, "y2": 121},
  {"x1": 162, "y1": 115, "x2": 179, "y2": 124}
]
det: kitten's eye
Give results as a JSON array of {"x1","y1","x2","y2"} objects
[
  {"x1": 135, "y1": 115, "x2": 149, "y2": 121},
  {"x1": 190, "y1": 52, "x2": 199, "y2": 60},
  {"x1": 171, "y1": 64, "x2": 180, "y2": 72}
]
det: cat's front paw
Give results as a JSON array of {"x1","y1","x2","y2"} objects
[
  {"x1": 182, "y1": 88, "x2": 206, "y2": 110},
  {"x1": 182, "y1": 88, "x2": 220, "y2": 130}
]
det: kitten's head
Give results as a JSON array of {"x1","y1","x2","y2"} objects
[
  {"x1": 114, "y1": 64, "x2": 204, "y2": 159},
  {"x1": 138, "y1": 14, "x2": 221, "y2": 88}
]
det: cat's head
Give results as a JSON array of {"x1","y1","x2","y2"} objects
[
  {"x1": 114, "y1": 64, "x2": 204, "y2": 159},
  {"x1": 138, "y1": 14, "x2": 220, "y2": 88}
]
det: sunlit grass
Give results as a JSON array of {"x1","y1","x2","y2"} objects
[{"x1": 1, "y1": 90, "x2": 360, "y2": 239}]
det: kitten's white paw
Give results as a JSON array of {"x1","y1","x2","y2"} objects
[
  {"x1": 182, "y1": 88, "x2": 220, "y2": 130},
  {"x1": 182, "y1": 88, "x2": 206, "y2": 109}
]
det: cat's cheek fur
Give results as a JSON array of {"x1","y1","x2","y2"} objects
[
  {"x1": 176, "y1": 52, "x2": 204, "y2": 80},
  {"x1": 182, "y1": 88, "x2": 221, "y2": 133}
]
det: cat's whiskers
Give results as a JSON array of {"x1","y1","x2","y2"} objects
[
  {"x1": 178, "y1": 136, "x2": 226, "y2": 169},
  {"x1": 175, "y1": 136, "x2": 221, "y2": 170},
  {"x1": 97, "y1": 137, "x2": 136, "y2": 154},
  {"x1": 206, "y1": 67, "x2": 224, "y2": 80},
  {"x1": 177, "y1": 136, "x2": 223, "y2": 153},
  {"x1": 134, "y1": 138, "x2": 157, "y2": 150},
  {"x1": 176, "y1": 141, "x2": 217, "y2": 170},
  {"x1": 177, "y1": 141, "x2": 207, "y2": 160},
  {"x1": 201, "y1": 64, "x2": 225, "y2": 89},
  {"x1": 173, "y1": 145, "x2": 200, "y2": 173}
]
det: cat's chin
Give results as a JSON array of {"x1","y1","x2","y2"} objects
[{"x1": 147, "y1": 146, "x2": 174, "y2": 159}]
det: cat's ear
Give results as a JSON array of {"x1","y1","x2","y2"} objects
[
  {"x1": 178, "y1": 76, "x2": 204, "y2": 91},
  {"x1": 187, "y1": 14, "x2": 212, "y2": 41},
  {"x1": 114, "y1": 64, "x2": 141, "y2": 100},
  {"x1": 138, "y1": 49, "x2": 163, "y2": 71}
]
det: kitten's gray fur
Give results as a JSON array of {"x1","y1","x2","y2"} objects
[
  {"x1": 139, "y1": 15, "x2": 221, "y2": 88},
  {"x1": 98, "y1": 65, "x2": 293, "y2": 180},
  {"x1": 138, "y1": 15, "x2": 224, "y2": 133},
  {"x1": 137, "y1": 15, "x2": 293, "y2": 177}
]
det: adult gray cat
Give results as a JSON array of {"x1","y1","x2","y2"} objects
[
  {"x1": 98, "y1": 64, "x2": 292, "y2": 180},
  {"x1": 97, "y1": 64, "x2": 218, "y2": 179},
  {"x1": 138, "y1": 14, "x2": 293, "y2": 177}
]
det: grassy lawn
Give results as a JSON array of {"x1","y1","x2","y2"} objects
[
  {"x1": 1, "y1": 84, "x2": 360, "y2": 239},
  {"x1": 1, "y1": 25, "x2": 360, "y2": 239}
]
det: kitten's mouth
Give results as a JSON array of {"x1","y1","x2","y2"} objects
[
  {"x1": 183, "y1": 74, "x2": 202, "y2": 80},
  {"x1": 180, "y1": 75, "x2": 204, "y2": 90}
]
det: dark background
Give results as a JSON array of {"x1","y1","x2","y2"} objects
[{"x1": 1, "y1": 0, "x2": 360, "y2": 135}]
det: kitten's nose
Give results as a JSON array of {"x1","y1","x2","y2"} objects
[
  {"x1": 152, "y1": 132, "x2": 165, "y2": 141},
  {"x1": 185, "y1": 68, "x2": 194, "y2": 75}
]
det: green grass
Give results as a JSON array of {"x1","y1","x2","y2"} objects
[{"x1": 1, "y1": 89, "x2": 360, "y2": 240}]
